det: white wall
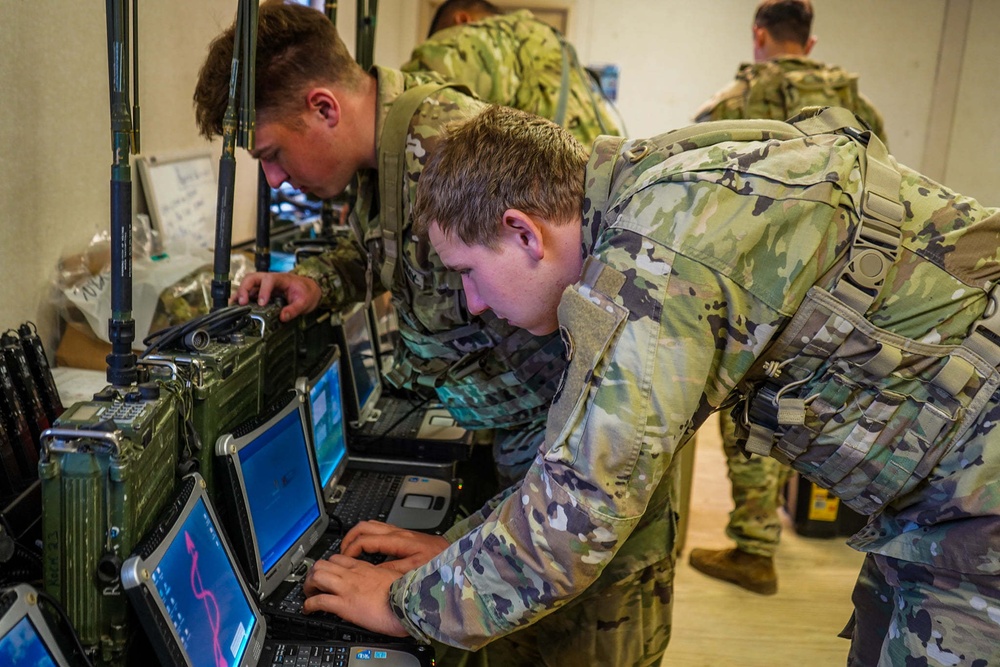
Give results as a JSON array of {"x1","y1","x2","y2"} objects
[
  {"x1": 944, "y1": 0, "x2": 1000, "y2": 199},
  {"x1": 1, "y1": 0, "x2": 997, "y2": 360},
  {"x1": 0, "y1": 0, "x2": 257, "y2": 357},
  {"x1": 375, "y1": 0, "x2": 977, "y2": 180}
]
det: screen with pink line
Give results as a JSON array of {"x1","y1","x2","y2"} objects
[{"x1": 151, "y1": 496, "x2": 258, "y2": 667}]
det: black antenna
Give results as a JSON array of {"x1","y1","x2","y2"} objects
[
  {"x1": 318, "y1": 1, "x2": 342, "y2": 238},
  {"x1": 356, "y1": 0, "x2": 378, "y2": 71},
  {"x1": 104, "y1": 0, "x2": 137, "y2": 387},
  {"x1": 131, "y1": 0, "x2": 140, "y2": 154},
  {"x1": 254, "y1": 163, "x2": 271, "y2": 272},
  {"x1": 245, "y1": 2, "x2": 271, "y2": 275},
  {"x1": 211, "y1": 0, "x2": 258, "y2": 310}
]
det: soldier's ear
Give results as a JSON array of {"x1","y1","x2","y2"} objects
[
  {"x1": 804, "y1": 35, "x2": 817, "y2": 56},
  {"x1": 306, "y1": 88, "x2": 341, "y2": 128},
  {"x1": 501, "y1": 209, "x2": 545, "y2": 262}
]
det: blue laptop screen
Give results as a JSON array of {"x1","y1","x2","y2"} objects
[
  {"x1": 237, "y1": 406, "x2": 321, "y2": 573},
  {"x1": 344, "y1": 305, "x2": 379, "y2": 415},
  {"x1": 309, "y1": 357, "x2": 348, "y2": 489},
  {"x1": 151, "y1": 496, "x2": 257, "y2": 667},
  {"x1": 0, "y1": 616, "x2": 57, "y2": 667}
]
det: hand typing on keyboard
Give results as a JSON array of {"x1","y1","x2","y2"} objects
[
  {"x1": 339, "y1": 521, "x2": 449, "y2": 574},
  {"x1": 301, "y1": 520, "x2": 450, "y2": 637}
]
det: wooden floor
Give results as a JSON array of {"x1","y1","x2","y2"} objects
[{"x1": 665, "y1": 413, "x2": 865, "y2": 666}]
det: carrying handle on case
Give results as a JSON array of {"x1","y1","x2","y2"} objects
[{"x1": 40, "y1": 428, "x2": 122, "y2": 460}]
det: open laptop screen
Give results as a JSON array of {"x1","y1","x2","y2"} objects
[
  {"x1": 0, "y1": 584, "x2": 76, "y2": 667},
  {"x1": 0, "y1": 615, "x2": 57, "y2": 667},
  {"x1": 342, "y1": 303, "x2": 381, "y2": 422},
  {"x1": 307, "y1": 352, "x2": 348, "y2": 491},
  {"x1": 151, "y1": 494, "x2": 257, "y2": 667},
  {"x1": 237, "y1": 405, "x2": 322, "y2": 574}
]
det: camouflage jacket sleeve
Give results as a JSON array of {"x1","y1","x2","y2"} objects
[
  {"x1": 441, "y1": 484, "x2": 520, "y2": 542},
  {"x1": 289, "y1": 233, "x2": 369, "y2": 312},
  {"x1": 401, "y1": 24, "x2": 521, "y2": 107},
  {"x1": 387, "y1": 225, "x2": 785, "y2": 648}
]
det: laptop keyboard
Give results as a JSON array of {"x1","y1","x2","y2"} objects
[
  {"x1": 278, "y1": 538, "x2": 341, "y2": 614},
  {"x1": 278, "y1": 538, "x2": 386, "y2": 616},
  {"x1": 264, "y1": 642, "x2": 351, "y2": 667},
  {"x1": 329, "y1": 471, "x2": 401, "y2": 527},
  {"x1": 357, "y1": 399, "x2": 426, "y2": 438}
]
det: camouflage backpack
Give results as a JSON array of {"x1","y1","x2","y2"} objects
[
  {"x1": 588, "y1": 106, "x2": 999, "y2": 517},
  {"x1": 740, "y1": 60, "x2": 863, "y2": 125}
]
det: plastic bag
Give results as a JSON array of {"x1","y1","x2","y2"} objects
[{"x1": 53, "y1": 214, "x2": 250, "y2": 350}]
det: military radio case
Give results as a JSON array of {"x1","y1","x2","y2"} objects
[{"x1": 39, "y1": 380, "x2": 181, "y2": 665}]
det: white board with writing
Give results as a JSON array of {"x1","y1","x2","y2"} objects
[{"x1": 137, "y1": 151, "x2": 217, "y2": 250}]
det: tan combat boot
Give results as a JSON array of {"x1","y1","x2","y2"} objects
[{"x1": 687, "y1": 547, "x2": 778, "y2": 595}]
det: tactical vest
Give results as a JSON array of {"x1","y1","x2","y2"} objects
[
  {"x1": 741, "y1": 61, "x2": 863, "y2": 127},
  {"x1": 367, "y1": 82, "x2": 567, "y2": 429},
  {"x1": 589, "y1": 106, "x2": 1000, "y2": 517}
]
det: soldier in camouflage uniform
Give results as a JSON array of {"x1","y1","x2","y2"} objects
[
  {"x1": 402, "y1": 0, "x2": 623, "y2": 147},
  {"x1": 695, "y1": 0, "x2": 886, "y2": 141},
  {"x1": 302, "y1": 104, "x2": 1000, "y2": 665},
  {"x1": 688, "y1": 0, "x2": 889, "y2": 596},
  {"x1": 193, "y1": 2, "x2": 569, "y2": 492}
]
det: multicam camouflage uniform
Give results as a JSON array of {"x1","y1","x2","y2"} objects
[
  {"x1": 389, "y1": 111, "x2": 1000, "y2": 663},
  {"x1": 695, "y1": 56, "x2": 887, "y2": 142},
  {"x1": 293, "y1": 67, "x2": 567, "y2": 484},
  {"x1": 694, "y1": 55, "x2": 887, "y2": 557},
  {"x1": 402, "y1": 9, "x2": 623, "y2": 147},
  {"x1": 718, "y1": 409, "x2": 791, "y2": 557}
]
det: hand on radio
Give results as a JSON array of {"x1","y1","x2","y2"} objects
[{"x1": 233, "y1": 272, "x2": 321, "y2": 321}]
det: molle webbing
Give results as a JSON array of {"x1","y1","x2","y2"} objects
[
  {"x1": 739, "y1": 287, "x2": 1000, "y2": 515},
  {"x1": 727, "y1": 109, "x2": 1000, "y2": 515}
]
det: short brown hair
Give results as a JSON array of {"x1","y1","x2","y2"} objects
[
  {"x1": 413, "y1": 105, "x2": 587, "y2": 249},
  {"x1": 429, "y1": 0, "x2": 501, "y2": 36},
  {"x1": 754, "y1": 0, "x2": 813, "y2": 47},
  {"x1": 193, "y1": 0, "x2": 366, "y2": 139}
]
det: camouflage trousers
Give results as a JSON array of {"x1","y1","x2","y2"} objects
[
  {"x1": 431, "y1": 556, "x2": 675, "y2": 667},
  {"x1": 719, "y1": 410, "x2": 792, "y2": 557},
  {"x1": 844, "y1": 553, "x2": 1000, "y2": 666}
]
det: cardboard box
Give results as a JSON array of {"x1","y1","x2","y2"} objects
[{"x1": 55, "y1": 326, "x2": 113, "y2": 372}]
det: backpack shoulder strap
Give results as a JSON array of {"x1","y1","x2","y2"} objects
[
  {"x1": 376, "y1": 82, "x2": 465, "y2": 292},
  {"x1": 791, "y1": 107, "x2": 905, "y2": 315},
  {"x1": 554, "y1": 34, "x2": 615, "y2": 135}
]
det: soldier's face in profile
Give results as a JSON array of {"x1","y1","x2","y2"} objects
[
  {"x1": 252, "y1": 107, "x2": 358, "y2": 201},
  {"x1": 428, "y1": 221, "x2": 562, "y2": 335}
]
